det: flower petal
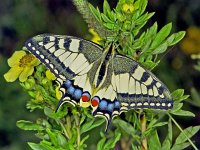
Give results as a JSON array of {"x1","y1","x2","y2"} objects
[
  {"x1": 19, "y1": 67, "x2": 34, "y2": 82},
  {"x1": 4, "y1": 66, "x2": 23, "y2": 82},
  {"x1": 8, "y1": 51, "x2": 26, "y2": 67}
]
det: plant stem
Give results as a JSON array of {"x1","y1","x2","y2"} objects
[
  {"x1": 59, "y1": 120, "x2": 70, "y2": 139},
  {"x1": 141, "y1": 113, "x2": 148, "y2": 150},
  {"x1": 74, "y1": 114, "x2": 81, "y2": 150},
  {"x1": 168, "y1": 113, "x2": 198, "y2": 150}
]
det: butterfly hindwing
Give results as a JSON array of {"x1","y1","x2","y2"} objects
[{"x1": 91, "y1": 54, "x2": 173, "y2": 130}]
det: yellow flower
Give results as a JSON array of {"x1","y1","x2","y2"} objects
[
  {"x1": 122, "y1": 3, "x2": 135, "y2": 13},
  {"x1": 180, "y1": 26, "x2": 200, "y2": 54},
  {"x1": 89, "y1": 28, "x2": 101, "y2": 44},
  {"x1": 4, "y1": 50, "x2": 40, "y2": 82},
  {"x1": 46, "y1": 69, "x2": 56, "y2": 80}
]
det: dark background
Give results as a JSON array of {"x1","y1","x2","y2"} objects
[{"x1": 0, "y1": 0, "x2": 200, "y2": 149}]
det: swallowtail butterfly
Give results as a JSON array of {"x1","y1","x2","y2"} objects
[{"x1": 25, "y1": 34, "x2": 173, "y2": 131}]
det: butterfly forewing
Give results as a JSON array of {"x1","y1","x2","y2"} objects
[{"x1": 25, "y1": 34, "x2": 103, "y2": 106}]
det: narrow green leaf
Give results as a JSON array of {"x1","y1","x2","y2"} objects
[
  {"x1": 147, "y1": 119, "x2": 167, "y2": 129},
  {"x1": 168, "y1": 31, "x2": 186, "y2": 46},
  {"x1": 139, "y1": 0, "x2": 148, "y2": 15},
  {"x1": 171, "y1": 142, "x2": 191, "y2": 150},
  {"x1": 88, "y1": 4, "x2": 101, "y2": 22},
  {"x1": 178, "y1": 95, "x2": 190, "y2": 102},
  {"x1": 80, "y1": 135, "x2": 89, "y2": 147},
  {"x1": 16, "y1": 120, "x2": 44, "y2": 131},
  {"x1": 161, "y1": 139, "x2": 171, "y2": 150},
  {"x1": 104, "y1": 130, "x2": 121, "y2": 149},
  {"x1": 151, "y1": 122, "x2": 168, "y2": 128},
  {"x1": 171, "y1": 89, "x2": 184, "y2": 100},
  {"x1": 152, "y1": 42, "x2": 168, "y2": 54},
  {"x1": 101, "y1": 13, "x2": 113, "y2": 23},
  {"x1": 171, "y1": 109, "x2": 195, "y2": 117},
  {"x1": 175, "y1": 126, "x2": 200, "y2": 145},
  {"x1": 135, "y1": 12, "x2": 154, "y2": 25},
  {"x1": 161, "y1": 118, "x2": 172, "y2": 150},
  {"x1": 46, "y1": 129, "x2": 58, "y2": 147},
  {"x1": 28, "y1": 142, "x2": 47, "y2": 150},
  {"x1": 132, "y1": 144, "x2": 141, "y2": 150},
  {"x1": 148, "y1": 22, "x2": 158, "y2": 37},
  {"x1": 168, "y1": 118, "x2": 172, "y2": 143},
  {"x1": 113, "y1": 119, "x2": 137, "y2": 135},
  {"x1": 28, "y1": 141, "x2": 55, "y2": 150},
  {"x1": 97, "y1": 132, "x2": 106, "y2": 150},
  {"x1": 80, "y1": 118, "x2": 104, "y2": 134},
  {"x1": 57, "y1": 133, "x2": 67, "y2": 147},
  {"x1": 170, "y1": 102, "x2": 183, "y2": 113},
  {"x1": 45, "y1": 107, "x2": 67, "y2": 119},
  {"x1": 151, "y1": 23, "x2": 172, "y2": 49},
  {"x1": 148, "y1": 130, "x2": 161, "y2": 150},
  {"x1": 103, "y1": 0, "x2": 111, "y2": 16}
]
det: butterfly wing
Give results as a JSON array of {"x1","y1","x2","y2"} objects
[
  {"x1": 25, "y1": 34, "x2": 103, "y2": 106},
  {"x1": 92, "y1": 54, "x2": 173, "y2": 130},
  {"x1": 25, "y1": 34, "x2": 173, "y2": 131}
]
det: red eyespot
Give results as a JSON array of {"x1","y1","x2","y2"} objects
[
  {"x1": 91, "y1": 97, "x2": 99, "y2": 107},
  {"x1": 81, "y1": 92, "x2": 90, "y2": 102}
]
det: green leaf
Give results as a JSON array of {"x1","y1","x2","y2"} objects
[
  {"x1": 57, "y1": 133, "x2": 68, "y2": 148},
  {"x1": 28, "y1": 141, "x2": 55, "y2": 150},
  {"x1": 152, "y1": 42, "x2": 168, "y2": 54},
  {"x1": 161, "y1": 140, "x2": 171, "y2": 150},
  {"x1": 175, "y1": 126, "x2": 200, "y2": 145},
  {"x1": 147, "y1": 118, "x2": 167, "y2": 129},
  {"x1": 161, "y1": 119, "x2": 172, "y2": 150},
  {"x1": 113, "y1": 119, "x2": 138, "y2": 135},
  {"x1": 139, "y1": 0, "x2": 148, "y2": 15},
  {"x1": 150, "y1": 23, "x2": 172, "y2": 49},
  {"x1": 132, "y1": 144, "x2": 141, "y2": 150},
  {"x1": 46, "y1": 129, "x2": 58, "y2": 147},
  {"x1": 148, "y1": 22, "x2": 158, "y2": 37},
  {"x1": 104, "y1": 130, "x2": 121, "y2": 149},
  {"x1": 103, "y1": 0, "x2": 111, "y2": 16},
  {"x1": 89, "y1": 4, "x2": 101, "y2": 22},
  {"x1": 148, "y1": 130, "x2": 161, "y2": 150},
  {"x1": 16, "y1": 120, "x2": 45, "y2": 131},
  {"x1": 101, "y1": 14, "x2": 113, "y2": 23},
  {"x1": 171, "y1": 109, "x2": 195, "y2": 117},
  {"x1": 168, "y1": 31, "x2": 186, "y2": 46},
  {"x1": 170, "y1": 102, "x2": 183, "y2": 112},
  {"x1": 45, "y1": 107, "x2": 67, "y2": 119},
  {"x1": 97, "y1": 132, "x2": 106, "y2": 150},
  {"x1": 80, "y1": 118, "x2": 104, "y2": 134},
  {"x1": 80, "y1": 135, "x2": 89, "y2": 148},
  {"x1": 171, "y1": 89, "x2": 184, "y2": 100},
  {"x1": 28, "y1": 142, "x2": 48, "y2": 150},
  {"x1": 171, "y1": 142, "x2": 191, "y2": 150}
]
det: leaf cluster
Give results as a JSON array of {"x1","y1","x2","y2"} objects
[{"x1": 74, "y1": 0, "x2": 185, "y2": 70}]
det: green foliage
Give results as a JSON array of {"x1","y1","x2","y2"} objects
[{"x1": 4, "y1": 0, "x2": 199, "y2": 150}]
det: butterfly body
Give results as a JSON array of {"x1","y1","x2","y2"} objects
[{"x1": 25, "y1": 34, "x2": 173, "y2": 130}]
